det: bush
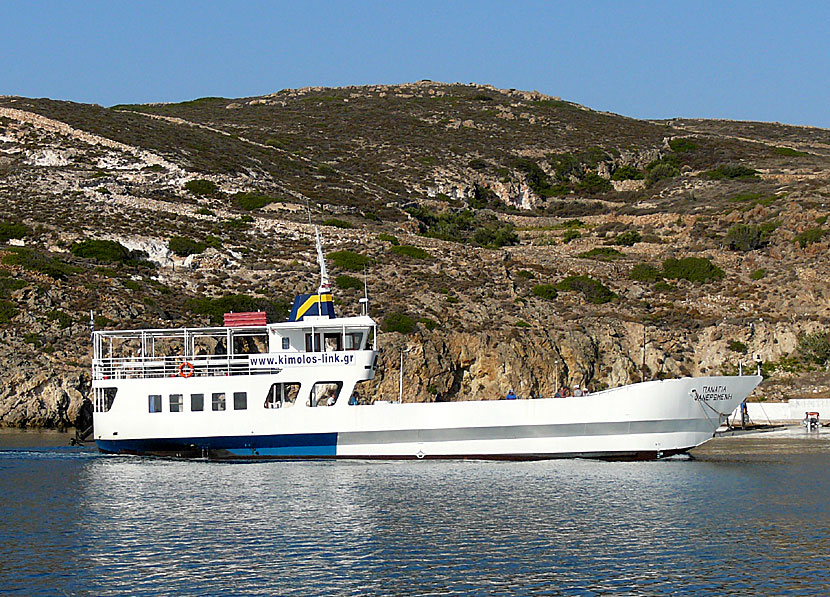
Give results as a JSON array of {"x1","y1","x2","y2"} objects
[
  {"x1": 662, "y1": 257, "x2": 724, "y2": 283},
  {"x1": 472, "y1": 225, "x2": 519, "y2": 248},
  {"x1": 328, "y1": 250, "x2": 370, "y2": 271},
  {"x1": 725, "y1": 224, "x2": 763, "y2": 252},
  {"x1": 168, "y1": 236, "x2": 206, "y2": 257},
  {"x1": 335, "y1": 275, "x2": 363, "y2": 290},
  {"x1": 185, "y1": 179, "x2": 218, "y2": 196},
  {"x1": 669, "y1": 138, "x2": 698, "y2": 153},
  {"x1": 185, "y1": 294, "x2": 289, "y2": 325},
  {"x1": 0, "y1": 299, "x2": 17, "y2": 324},
  {"x1": 418, "y1": 317, "x2": 438, "y2": 331},
  {"x1": 704, "y1": 164, "x2": 758, "y2": 180},
  {"x1": 646, "y1": 163, "x2": 680, "y2": 187},
  {"x1": 578, "y1": 247, "x2": 624, "y2": 260},
  {"x1": 612, "y1": 230, "x2": 641, "y2": 246},
  {"x1": 794, "y1": 228, "x2": 825, "y2": 248},
  {"x1": 799, "y1": 331, "x2": 830, "y2": 366},
  {"x1": 532, "y1": 284, "x2": 558, "y2": 300},
  {"x1": 0, "y1": 221, "x2": 31, "y2": 243},
  {"x1": 70, "y1": 239, "x2": 131, "y2": 263},
  {"x1": 377, "y1": 233, "x2": 399, "y2": 245},
  {"x1": 47, "y1": 309, "x2": 73, "y2": 328},
  {"x1": 610, "y1": 165, "x2": 644, "y2": 181},
  {"x1": 750, "y1": 268, "x2": 766, "y2": 280},
  {"x1": 324, "y1": 218, "x2": 353, "y2": 229},
  {"x1": 575, "y1": 173, "x2": 612, "y2": 194},
  {"x1": 562, "y1": 229, "x2": 581, "y2": 244},
  {"x1": 468, "y1": 158, "x2": 488, "y2": 170},
  {"x1": 516, "y1": 269, "x2": 534, "y2": 279},
  {"x1": 391, "y1": 245, "x2": 432, "y2": 260},
  {"x1": 233, "y1": 192, "x2": 276, "y2": 210},
  {"x1": 383, "y1": 312, "x2": 416, "y2": 334},
  {"x1": 555, "y1": 275, "x2": 617, "y2": 304},
  {"x1": 2, "y1": 248, "x2": 77, "y2": 280},
  {"x1": 629, "y1": 263, "x2": 663, "y2": 282},
  {"x1": 774, "y1": 147, "x2": 808, "y2": 157},
  {"x1": 728, "y1": 340, "x2": 748, "y2": 353},
  {"x1": 195, "y1": 207, "x2": 215, "y2": 216}
]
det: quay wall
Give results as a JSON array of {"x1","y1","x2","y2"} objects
[{"x1": 731, "y1": 399, "x2": 830, "y2": 423}]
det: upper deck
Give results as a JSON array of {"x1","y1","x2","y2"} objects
[{"x1": 92, "y1": 315, "x2": 377, "y2": 381}]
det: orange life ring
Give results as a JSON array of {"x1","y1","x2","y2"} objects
[{"x1": 178, "y1": 362, "x2": 195, "y2": 378}]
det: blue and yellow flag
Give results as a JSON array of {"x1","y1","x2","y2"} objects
[{"x1": 289, "y1": 293, "x2": 335, "y2": 321}]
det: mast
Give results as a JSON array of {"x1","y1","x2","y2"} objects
[{"x1": 315, "y1": 226, "x2": 331, "y2": 294}]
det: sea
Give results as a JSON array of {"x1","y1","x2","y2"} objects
[{"x1": 1, "y1": 429, "x2": 829, "y2": 596}]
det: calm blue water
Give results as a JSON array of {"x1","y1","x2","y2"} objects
[{"x1": 2, "y1": 431, "x2": 830, "y2": 595}]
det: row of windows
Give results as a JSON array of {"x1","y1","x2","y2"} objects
[{"x1": 149, "y1": 392, "x2": 247, "y2": 413}]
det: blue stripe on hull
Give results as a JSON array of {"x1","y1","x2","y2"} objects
[{"x1": 96, "y1": 432, "x2": 338, "y2": 457}]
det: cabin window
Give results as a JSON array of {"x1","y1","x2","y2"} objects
[
  {"x1": 305, "y1": 333, "x2": 321, "y2": 352},
  {"x1": 323, "y1": 333, "x2": 341, "y2": 352},
  {"x1": 282, "y1": 337, "x2": 290, "y2": 350},
  {"x1": 345, "y1": 332, "x2": 364, "y2": 351},
  {"x1": 148, "y1": 394, "x2": 162, "y2": 413},
  {"x1": 94, "y1": 387, "x2": 118, "y2": 412},
  {"x1": 311, "y1": 381, "x2": 343, "y2": 407},
  {"x1": 265, "y1": 382, "x2": 300, "y2": 408},
  {"x1": 212, "y1": 392, "x2": 226, "y2": 411},
  {"x1": 169, "y1": 394, "x2": 183, "y2": 413},
  {"x1": 191, "y1": 393, "x2": 204, "y2": 412},
  {"x1": 233, "y1": 392, "x2": 247, "y2": 410}
]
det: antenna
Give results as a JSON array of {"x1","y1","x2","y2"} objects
[{"x1": 360, "y1": 264, "x2": 370, "y2": 316}]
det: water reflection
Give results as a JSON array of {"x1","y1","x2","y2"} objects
[{"x1": 1, "y1": 437, "x2": 830, "y2": 595}]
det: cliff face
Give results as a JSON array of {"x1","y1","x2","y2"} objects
[{"x1": 1, "y1": 82, "x2": 829, "y2": 428}]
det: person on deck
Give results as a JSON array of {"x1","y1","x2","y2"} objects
[
  {"x1": 506, "y1": 389, "x2": 517, "y2": 400},
  {"x1": 573, "y1": 385, "x2": 583, "y2": 397}
]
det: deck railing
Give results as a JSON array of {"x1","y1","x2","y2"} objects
[{"x1": 93, "y1": 355, "x2": 281, "y2": 380}]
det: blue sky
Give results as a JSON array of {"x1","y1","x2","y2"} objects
[{"x1": 1, "y1": 1, "x2": 828, "y2": 127}]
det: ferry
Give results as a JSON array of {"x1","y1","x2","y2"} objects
[{"x1": 91, "y1": 230, "x2": 762, "y2": 460}]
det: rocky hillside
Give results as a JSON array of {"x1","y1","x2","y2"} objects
[{"x1": 1, "y1": 81, "x2": 829, "y2": 429}]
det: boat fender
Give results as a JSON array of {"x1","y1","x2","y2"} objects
[{"x1": 178, "y1": 361, "x2": 195, "y2": 378}]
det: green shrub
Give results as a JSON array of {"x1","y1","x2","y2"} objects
[
  {"x1": 71, "y1": 239, "x2": 131, "y2": 263},
  {"x1": 575, "y1": 173, "x2": 612, "y2": 194},
  {"x1": 512, "y1": 157, "x2": 559, "y2": 197},
  {"x1": 195, "y1": 207, "x2": 215, "y2": 216},
  {"x1": 418, "y1": 317, "x2": 438, "y2": 331},
  {"x1": 382, "y1": 312, "x2": 416, "y2": 334},
  {"x1": 646, "y1": 163, "x2": 680, "y2": 187},
  {"x1": 794, "y1": 228, "x2": 825, "y2": 248},
  {"x1": 328, "y1": 250, "x2": 370, "y2": 271},
  {"x1": 750, "y1": 268, "x2": 766, "y2": 280},
  {"x1": 612, "y1": 230, "x2": 641, "y2": 246},
  {"x1": 391, "y1": 245, "x2": 432, "y2": 260},
  {"x1": 185, "y1": 294, "x2": 289, "y2": 325},
  {"x1": 662, "y1": 257, "x2": 724, "y2": 283},
  {"x1": 0, "y1": 221, "x2": 31, "y2": 243},
  {"x1": 323, "y1": 218, "x2": 353, "y2": 229},
  {"x1": 562, "y1": 229, "x2": 581, "y2": 244},
  {"x1": 377, "y1": 233, "x2": 399, "y2": 245},
  {"x1": 557, "y1": 219, "x2": 585, "y2": 229},
  {"x1": 516, "y1": 269, "x2": 534, "y2": 279},
  {"x1": 472, "y1": 225, "x2": 519, "y2": 248},
  {"x1": 532, "y1": 284, "x2": 558, "y2": 300},
  {"x1": 185, "y1": 179, "x2": 218, "y2": 196},
  {"x1": 728, "y1": 340, "x2": 748, "y2": 353},
  {"x1": 0, "y1": 273, "x2": 25, "y2": 297},
  {"x1": 669, "y1": 138, "x2": 698, "y2": 152},
  {"x1": 817, "y1": 216, "x2": 828, "y2": 225},
  {"x1": 799, "y1": 331, "x2": 830, "y2": 365},
  {"x1": 703, "y1": 164, "x2": 758, "y2": 180},
  {"x1": 578, "y1": 247, "x2": 624, "y2": 260},
  {"x1": 124, "y1": 280, "x2": 141, "y2": 291},
  {"x1": 233, "y1": 192, "x2": 276, "y2": 210},
  {"x1": 0, "y1": 299, "x2": 17, "y2": 323},
  {"x1": 468, "y1": 158, "x2": 488, "y2": 170},
  {"x1": 335, "y1": 275, "x2": 363, "y2": 290},
  {"x1": 774, "y1": 147, "x2": 808, "y2": 157},
  {"x1": 629, "y1": 263, "x2": 663, "y2": 282},
  {"x1": 654, "y1": 281, "x2": 674, "y2": 292},
  {"x1": 725, "y1": 224, "x2": 763, "y2": 252},
  {"x1": 555, "y1": 275, "x2": 617, "y2": 304},
  {"x1": 610, "y1": 165, "x2": 644, "y2": 181},
  {"x1": 47, "y1": 309, "x2": 73, "y2": 328},
  {"x1": 515, "y1": 320, "x2": 531, "y2": 328},
  {"x1": 3, "y1": 248, "x2": 77, "y2": 280},
  {"x1": 168, "y1": 236, "x2": 206, "y2": 257}
]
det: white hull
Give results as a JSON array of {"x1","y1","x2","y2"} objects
[{"x1": 94, "y1": 375, "x2": 762, "y2": 460}]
